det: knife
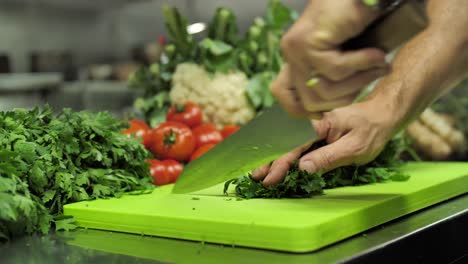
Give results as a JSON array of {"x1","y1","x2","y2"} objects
[{"x1": 172, "y1": 0, "x2": 427, "y2": 194}]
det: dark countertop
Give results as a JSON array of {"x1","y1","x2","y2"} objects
[{"x1": 2, "y1": 194, "x2": 468, "y2": 264}]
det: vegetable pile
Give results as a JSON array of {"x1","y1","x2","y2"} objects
[
  {"x1": 123, "y1": 102, "x2": 239, "y2": 186},
  {"x1": 129, "y1": 0, "x2": 297, "y2": 127},
  {"x1": 224, "y1": 136, "x2": 414, "y2": 199},
  {"x1": 430, "y1": 81, "x2": 468, "y2": 160},
  {"x1": 406, "y1": 108, "x2": 465, "y2": 160},
  {"x1": 0, "y1": 106, "x2": 153, "y2": 242}
]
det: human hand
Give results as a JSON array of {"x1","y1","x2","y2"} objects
[
  {"x1": 275, "y1": 0, "x2": 390, "y2": 117},
  {"x1": 252, "y1": 99, "x2": 398, "y2": 186}
]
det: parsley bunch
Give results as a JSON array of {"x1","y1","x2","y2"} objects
[
  {"x1": 225, "y1": 136, "x2": 413, "y2": 199},
  {"x1": 0, "y1": 106, "x2": 153, "y2": 241}
]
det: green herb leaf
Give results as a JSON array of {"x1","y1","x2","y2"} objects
[
  {"x1": 54, "y1": 217, "x2": 77, "y2": 232},
  {"x1": 226, "y1": 137, "x2": 412, "y2": 199},
  {"x1": 0, "y1": 106, "x2": 153, "y2": 241}
]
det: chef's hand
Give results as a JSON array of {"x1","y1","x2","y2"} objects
[
  {"x1": 276, "y1": 0, "x2": 389, "y2": 117},
  {"x1": 257, "y1": 0, "x2": 468, "y2": 186},
  {"x1": 252, "y1": 99, "x2": 397, "y2": 186}
]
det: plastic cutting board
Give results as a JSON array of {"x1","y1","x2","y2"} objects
[{"x1": 64, "y1": 162, "x2": 468, "y2": 253}]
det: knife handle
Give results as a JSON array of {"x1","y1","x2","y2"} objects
[{"x1": 342, "y1": 0, "x2": 428, "y2": 52}]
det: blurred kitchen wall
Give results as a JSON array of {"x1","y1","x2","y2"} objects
[
  {"x1": 0, "y1": 0, "x2": 306, "y2": 72},
  {"x1": 0, "y1": 0, "x2": 306, "y2": 114},
  {"x1": 0, "y1": 4, "x2": 109, "y2": 72},
  {"x1": 103, "y1": 0, "x2": 307, "y2": 60}
]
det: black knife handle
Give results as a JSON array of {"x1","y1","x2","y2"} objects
[{"x1": 342, "y1": 0, "x2": 427, "y2": 52}]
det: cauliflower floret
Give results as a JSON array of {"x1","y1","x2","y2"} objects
[{"x1": 170, "y1": 63, "x2": 256, "y2": 128}]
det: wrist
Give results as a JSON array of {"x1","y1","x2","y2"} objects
[{"x1": 362, "y1": 82, "x2": 410, "y2": 136}]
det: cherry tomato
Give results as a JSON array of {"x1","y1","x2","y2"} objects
[
  {"x1": 221, "y1": 125, "x2": 240, "y2": 138},
  {"x1": 190, "y1": 143, "x2": 216, "y2": 162},
  {"x1": 166, "y1": 102, "x2": 203, "y2": 128},
  {"x1": 151, "y1": 121, "x2": 196, "y2": 162},
  {"x1": 192, "y1": 123, "x2": 223, "y2": 148},
  {"x1": 147, "y1": 159, "x2": 184, "y2": 185}
]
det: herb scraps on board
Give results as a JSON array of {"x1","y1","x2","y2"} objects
[
  {"x1": 0, "y1": 106, "x2": 153, "y2": 242},
  {"x1": 224, "y1": 135, "x2": 414, "y2": 199}
]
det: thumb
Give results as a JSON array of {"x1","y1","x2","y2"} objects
[
  {"x1": 298, "y1": 134, "x2": 355, "y2": 174},
  {"x1": 310, "y1": 118, "x2": 330, "y2": 141}
]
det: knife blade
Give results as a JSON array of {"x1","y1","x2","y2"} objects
[
  {"x1": 172, "y1": 0, "x2": 427, "y2": 194},
  {"x1": 172, "y1": 104, "x2": 317, "y2": 194}
]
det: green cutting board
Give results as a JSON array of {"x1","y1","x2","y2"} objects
[{"x1": 64, "y1": 162, "x2": 468, "y2": 253}]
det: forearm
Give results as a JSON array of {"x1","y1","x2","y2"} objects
[{"x1": 367, "y1": 0, "x2": 468, "y2": 132}]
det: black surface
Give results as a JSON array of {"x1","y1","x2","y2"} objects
[{"x1": 346, "y1": 208, "x2": 468, "y2": 264}]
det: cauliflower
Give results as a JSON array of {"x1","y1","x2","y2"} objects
[{"x1": 170, "y1": 63, "x2": 256, "y2": 127}]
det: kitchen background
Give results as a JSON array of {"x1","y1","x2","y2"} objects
[
  {"x1": 0, "y1": 0, "x2": 306, "y2": 114},
  {"x1": 0, "y1": 0, "x2": 466, "y2": 161}
]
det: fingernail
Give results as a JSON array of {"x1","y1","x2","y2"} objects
[
  {"x1": 362, "y1": 0, "x2": 379, "y2": 7},
  {"x1": 306, "y1": 78, "x2": 319, "y2": 88},
  {"x1": 251, "y1": 168, "x2": 260, "y2": 178},
  {"x1": 262, "y1": 175, "x2": 272, "y2": 186},
  {"x1": 299, "y1": 160, "x2": 316, "y2": 173}
]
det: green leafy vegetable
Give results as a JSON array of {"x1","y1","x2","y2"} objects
[
  {"x1": 133, "y1": 92, "x2": 171, "y2": 128},
  {"x1": 224, "y1": 136, "x2": 413, "y2": 199},
  {"x1": 207, "y1": 8, "x2": 239, "y2": 45},
  {"x1": 130, "y1": 0, "x2": 297, "y2": 125},
  {"x1": 162, "y1": 5, "x2": 196, "y2": 59},
  {"x1": 246, "y1": 72, "x2": 277, "y2": 110},
  {"x1": 0, "y1": 106, "x2": 153, "y2": 242}
]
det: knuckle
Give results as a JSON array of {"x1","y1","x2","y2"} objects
[
  {"x1": 322, "y1": 111, "x2": 337, "y2": 123},
  {"x1": 325, "y1": 60, "x2": 349, "y2": 81},
  {"x1": 313, "y1": 118, "x2": 331, "y2": 138},
  {"x1": 311, "y1": 30, "x2": 334, "y2": 46},
  {"x1": 269, "y1": 80, "x2": 279, "y2": 95},
  {"x1": 314, "y1": 87, "x2": 336, "y2": 101},
  {"x1": 281, "y1": 31, "x2": 304, "y2": 54},
  {"x1": 316, "y1": 150, "x2": 334, "y2": 170},
  {"x1": 350, "y1": 140, "x2": 368, "y2": 157},
  {"x1": 305, "y1": 104, "x2": 335, "y2": 114}
]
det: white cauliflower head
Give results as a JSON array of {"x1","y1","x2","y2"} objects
[{"x1": 170, "y1": 63, "x2": 256, "y2": 127}]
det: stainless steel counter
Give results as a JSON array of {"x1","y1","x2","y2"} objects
[
  {"x1": 0, "y1": 73, "x2": 62, "y2": 111},
  {"x1": 2, "y1": 194, "x2": 467, "y2": 264}
]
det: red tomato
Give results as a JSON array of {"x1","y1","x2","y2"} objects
[
  {"x1": 147, "y1": 159, "x2": 183, "y2": 185},
  {"x1": 166, "y1": 102, "x2": 203, "y2": 128},
  {"x1": 151, "y1": 121, "x2": 196, "y2": 162},
  {"x1": 221, "y1": 125, "x2": 240, "y2": 138},
  {"x1": 122, "y1": 119, "x2": 156, "y2": 149},
  {"x1": 192, "y1": 123, "x2": 223, "y2": 148},
  {"x1": 142, "y1": 129, "x2": 156, "y2": 150},
  {"x1": 190, "y1": 143, "x2": 216, "y2": 162},
  {"x1": 122, "y1": 119, "x2": 149, "y2": 138}
]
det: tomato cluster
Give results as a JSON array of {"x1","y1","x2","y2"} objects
[{"x1": 122, "y1": 102, "x2": 240, "y2": 186}]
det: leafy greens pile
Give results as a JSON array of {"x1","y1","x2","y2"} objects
[
  {"x1": 0, "y1": 106, "x2": 153, "y2": 242},
  {"x1": 129, "y1": 0, "x2": 297, "y2": 127},
  {"x1": 224, "y1": 136, "x2": 413, "y2": 199}
]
